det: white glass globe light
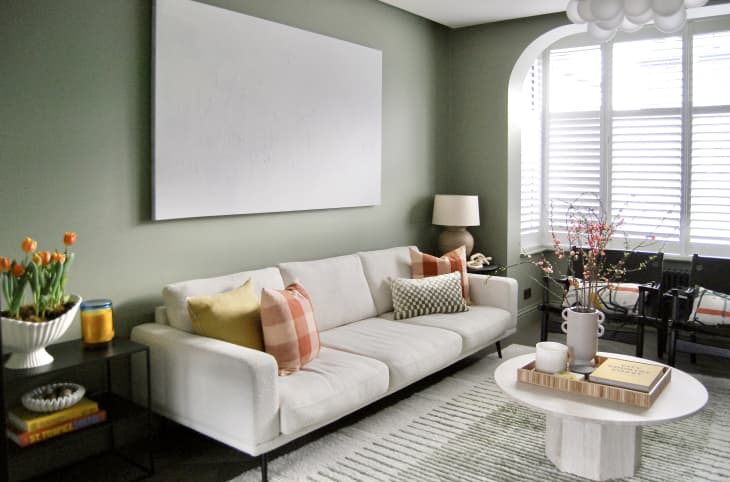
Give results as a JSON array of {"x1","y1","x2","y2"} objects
[
  {"x1": 654, "y1": 7, "x2": 687, "y2": 32},
  {"x1": 597, "y1": 11, "x2": 625, "y2": 30},
  {"x1": 588, "y1": 22, "x2": 618, "y2": 42},
  {"x1": 652, "y1": 0, "x2": 684, "y2": 17},
  {"x1": 578, "y1": 0, "x2": 596, "y2": 22},
  {"x1": 624, "y1": 0, "x2": 652, "y2": 17},
  {"x1": 567, "y1": 0, "x2": 585, "y2": 23},
  {"x1": 592, "y1": 0, "x2": 624, "y2": 20},
  {"x1": 619, "y1": 17, "x2": 643, "y2": 32},
  {"x1": 627, "y1": 8, "x2": 655, "y2": 24}
]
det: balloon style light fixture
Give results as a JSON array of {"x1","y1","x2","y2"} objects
[{"x1": 566, "y1": 0, "x2": 709, "y2": 42}]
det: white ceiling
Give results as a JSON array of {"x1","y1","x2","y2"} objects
[{"x1": 377, "y1": 0, "x2": 568, "y2": 28}]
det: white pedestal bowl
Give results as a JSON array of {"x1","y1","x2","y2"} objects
[{"x1": 1, "y1": 295, "x2": 81, "y2": 369}]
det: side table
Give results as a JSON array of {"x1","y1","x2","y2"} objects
[
  {"x1": 467, "y1": 264, "x2": 499, "y2": 275},
  {"x1": 0, "y1": 339, "x2": 154, "y2": 481}
]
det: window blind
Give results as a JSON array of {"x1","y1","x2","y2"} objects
[
  {"x1": 691, "y1": 31, "x2": 730, "y2": 248},
  {"x1": 520, "y1": 60, "x2": 543, "y2": 245}
]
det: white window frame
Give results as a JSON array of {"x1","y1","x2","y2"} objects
[{"x1": 522, "y1": 16, "x2": 730, "y2": 258}]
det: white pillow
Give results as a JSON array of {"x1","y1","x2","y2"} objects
[
  {"x1": 391, "y1": 271, "x2": 468, "y2": 320},
  {"x1": 690, "y1": 286, "x2": 730, "y2": 326},
  {"x1": 595, "y1": 283, "x2": 641, "y2": 314}
]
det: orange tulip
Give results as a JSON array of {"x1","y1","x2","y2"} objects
[
  {"x1": 39, "y1": 251, "x2": 52, "y2": 266},
  {"x1": 21, "y1": 237, "x2": 37, "y2": 254},
  {"x1": 53, "y1": 251, "x2": 66, "y2": 264},
  {"x1": 33, "y1": 253, "x2": 42, "y2": 265},
  {"x1": 63, "y1": 232, "x2": 76, "y2": 247},
  {"x1": 0, "y1": 257, "x2": 10, "y2": 272},
  {"x1": 12, "y1": 264, "x2": 25, "y2": 277}
]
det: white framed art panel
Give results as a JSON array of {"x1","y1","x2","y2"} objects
[{"x1": 153, "y1": 0, "x2": 382, "y2": 220}]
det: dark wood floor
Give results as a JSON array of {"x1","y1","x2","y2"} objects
[{"x1": 27, "y1": 312, "x2": 730, "y2": 482}]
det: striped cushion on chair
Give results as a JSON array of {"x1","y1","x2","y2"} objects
[
  {"x1": 409, "y1": 246, "x2": 470, "y2": 304},
  {"x1": 691, "y1": 286, "x2": 730, "y2": 326},
  {"x1": 261, "y1": 282, "x2": 321, "y2": 375}
]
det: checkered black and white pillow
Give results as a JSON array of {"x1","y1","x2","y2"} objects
[{"x1": 391, "y1": 271, "x2": 469, "y2": 320}]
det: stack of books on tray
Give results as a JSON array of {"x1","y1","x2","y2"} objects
[{"x1": 6, "y1": 398, "x2": 107, "y2": 447}]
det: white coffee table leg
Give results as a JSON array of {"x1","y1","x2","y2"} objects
[{"x1": 545, "y1": 414, "x2": 641, "y2": 481}]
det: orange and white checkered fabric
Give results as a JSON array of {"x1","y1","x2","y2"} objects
[
  {"x1": 409, "y1": 246, "x2": 470, "y2": 304},
  {"x1": 260, "y1": 282, "x2": 321, "y2": 376}
]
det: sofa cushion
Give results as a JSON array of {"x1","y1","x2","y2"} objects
[
  {"x1": 380, "y1": 305, "x2": 512, "y2": 353},
  {"x1": 691, "y1": 286, "x2": 730, "y2": 326},
  {"x1": 410, "y1": 246, "x2": 470, "y2": 303},
  {"x1": 278, "y1": 254, "x2": 377, "y2": 331},
  {"x1": 319, "y1": 318, "x2": 462, "y2": 389},
  {"x1": 357, "y1": 246, "x2": 412, "y2": 315},
  {"x1": 187, "y1": 279, "x2": 264, "y2": 351},
  {"x1": 391, "y1": 272, "x2": 468, "y2": 320},
  {"x1": 277, "y1": 347, "x2": 389, "y2": 434},
  {"x1": 163, "y1": 267, "x2": 284, "y2": 332},
  {"x1": 261, "y1": 282, "x2": 321, "y2": 376}
]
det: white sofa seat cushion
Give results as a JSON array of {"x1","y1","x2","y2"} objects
[
  {"x1": 319, "y1": 318, "x2": 462, "y2": 389},
  {"x1": 162, "y1": 267, "x2": 285, "y2": 332},
  {"x1": 357, "y1": 246, "x2": 412, "y2": 315},
  {"x1": 279, "y1": 254, "x2": 378, "y2": 331},
  {"x1": 277, "y1": 347, "x2": 389, "y2": 434},
  {"x1": 380, "y1": 305, "x2": 512, "y2": 353}
]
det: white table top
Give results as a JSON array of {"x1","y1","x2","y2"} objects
[{"x1": 495, "y1": 352, "x2": 708, "y2": 426}]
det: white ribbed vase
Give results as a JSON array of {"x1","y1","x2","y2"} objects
[{"x1": 2, "y1": 295, "x2": 81, "y2": 369}]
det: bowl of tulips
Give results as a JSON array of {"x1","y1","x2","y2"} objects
[{"x1": 1, "y1": 233, "x2": 81, "y2": 369}]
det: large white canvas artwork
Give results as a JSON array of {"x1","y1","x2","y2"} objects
[{"x1": 153, "y1": 0, "x2": 382, "y2": 220}]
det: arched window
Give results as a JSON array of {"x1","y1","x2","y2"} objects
[{"x1": 517, "y1": 14, "x2": 730, "y2": 258}]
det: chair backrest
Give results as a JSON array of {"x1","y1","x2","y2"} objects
[
  {"x1": 689, "y1": 254, "x2": 730, "y2": 294},
  {"x1": 570, "y1": 247, "x2": 664, "y2": 284}
]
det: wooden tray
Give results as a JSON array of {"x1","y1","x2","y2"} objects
[{"x1": 517, "y1": 356, "x2": 671, "y2": 408}]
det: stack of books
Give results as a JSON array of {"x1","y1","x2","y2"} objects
[{"x1": 6, "y1": 398, "x2": 107, "y2": 447}]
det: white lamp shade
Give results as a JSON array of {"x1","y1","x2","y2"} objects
[{"x1": 432, "y1": 195, "x2": 480, "y2": 227}]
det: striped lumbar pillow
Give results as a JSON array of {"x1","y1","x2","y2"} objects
[
  {"x1": 260, "y1": 282, "x2": 320, "y2": 375},
  {"x1": 391, "y1": 271, "x2": 469, "y2": 320},
  {"x1": 691, "y1": 286, "x2": 730, "y2": 326}
]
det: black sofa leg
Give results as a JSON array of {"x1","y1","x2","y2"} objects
[
  {"x1": 261, "y1": 453, "x2": 268, "y2": 482},
  {"x1": 496, "y1": 341, "x2": 502, "y2": 359}
]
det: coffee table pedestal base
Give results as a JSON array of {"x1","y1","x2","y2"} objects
[{"x1": 545, "y1": 415, "x2": 641, "y2": 481}]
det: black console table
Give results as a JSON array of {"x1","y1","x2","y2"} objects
[{"x1": 0, "y1": 339, "x2": 154, "y2": 481}]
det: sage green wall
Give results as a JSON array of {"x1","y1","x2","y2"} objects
[
  {"x1": 0, "y1": 0, "x2": 448, "y2": 338},
  {"x1": 444, "y1": 14, "x2": 569, "y2": 311}
]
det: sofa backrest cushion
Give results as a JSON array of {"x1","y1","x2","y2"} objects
[
  {"x1": 357, "y1": 246, "x2": 412, "y2": 315},
  {"x1": 162, "y1": 267, "x2": 285, "y2": 332},
  {"x1": 278, "y1": 254, "x2": 377, "y2": 331}
]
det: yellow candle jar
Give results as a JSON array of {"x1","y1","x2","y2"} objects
[{"x1": 80, "y1": 299, "x2": 114, "y2": 349}]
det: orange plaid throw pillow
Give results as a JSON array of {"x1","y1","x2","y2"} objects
[
  {"x1": 409, "y1": 246, "x2": 470, "y2": 304},
  {"x1": 260, "y1": 282, "x2": 321, "y2": 376}
]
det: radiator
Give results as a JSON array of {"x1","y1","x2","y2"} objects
[{"x1": 662, "y1": 269, "x2": 690, "y2": 290}]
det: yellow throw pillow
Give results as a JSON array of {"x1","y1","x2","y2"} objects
[{"x1": 187, "y1": 279, "x2": 264, "y2": 351}]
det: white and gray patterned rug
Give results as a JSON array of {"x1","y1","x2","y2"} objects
[{"x1": 231, "y1": 344, "x2": 730, "y2": 481}]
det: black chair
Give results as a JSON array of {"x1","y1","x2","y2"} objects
[
  {"x1": 539, "y1": 249, "x2": 665, "y2": 357},
  {"x1": 667, "y1": 254, "x2": 730, "y2": 366}
]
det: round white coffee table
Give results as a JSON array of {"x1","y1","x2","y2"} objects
[{"x1": 495, "y1": 352, "x2": 708, "y2": 481}]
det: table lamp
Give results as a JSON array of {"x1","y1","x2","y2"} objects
[{"x1": 432, "y1": 194, "x2": 480, "y2": 256}]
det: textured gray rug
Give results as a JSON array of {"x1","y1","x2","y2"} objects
[{"x1": 232, "y1": 345, "x2": 730, "y2": 481}]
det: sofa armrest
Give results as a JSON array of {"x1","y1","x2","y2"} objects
[
  {"x1": 468, "y1": 274, "x2": 519, "y2": 327},
  {"x1": 130, "y1": 323, "x2": 279, "y2": 454}
]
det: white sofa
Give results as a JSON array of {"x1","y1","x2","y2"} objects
[{"x1": 130, "y1": 246, "x2": 518, "y2": 474}]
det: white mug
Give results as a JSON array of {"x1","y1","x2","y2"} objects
[
  {"x1": 561, "y1": 308, "x2": 605, "y2": 367},
  {"x1": 535, "y1": 341, "x2": 569, "y2": 373}
]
